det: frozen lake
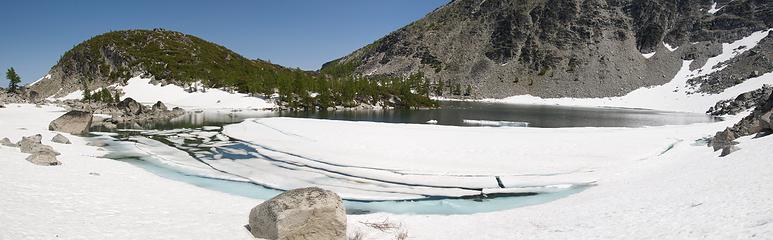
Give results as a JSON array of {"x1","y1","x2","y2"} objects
[{"x1": 94, "y1": 102, "x2": 718, "y2": 214}]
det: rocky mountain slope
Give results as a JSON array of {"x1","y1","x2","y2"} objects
[
  {"x1": 322, "y1": 0, "x2": 772, "y2": 98},
  {"x1": 29, "y1": 29, "x2": 436, "y2": 109},
  {"x1": 30, "y1": 29, "x2": 299, "y2": 98}
]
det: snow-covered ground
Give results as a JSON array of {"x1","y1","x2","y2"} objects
[
  {"x1": 0, "y1": 104, "x2": 257, "y2": 239},
  {"x1": 349, "y1": 130, "x2": 773, "y2": 240},
  {"x1": 485, "y1": 29, "x2": 773, "y2": 113},
  {"x1": 2, "y1": 101, "x2": 772, "y2": 239}
]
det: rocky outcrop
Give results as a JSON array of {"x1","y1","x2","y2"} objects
[
  {"x1": 707, "y1": 85, "x2": 772, "y2": 116},
  {"x1": 57, "y1": 98, "x2": 184, "y2": 130},
  {"x1": 0, "y1": 91, "x2": 29, "y2": 105},
  {"x1": 248, "y1": 187, "x2": 347, "y2": 240},
  {"x1": 48, "y1": 110, "x2": 93, "y2": 135},
  {"x1": 710, "y1": 92, "x2": 773, "y2": 155},
  {"x1": 109, "y1": 99, "x2": 183, "y2": 125},
  {"x1": 117, "y1": 98, "x2": 144, "y2": 115},
  {"x1": 688, "y1": 28, "x2": 773, "y2": 93},
  {"x1": 322, "y1": 0, "x2": 773, "y2": 98},
  {"x1": 17, "y1": 134, "x2": 61, "y2": 166},
  {"x1": 52, "y1": 134, "x2": 71, "y2": 144}
]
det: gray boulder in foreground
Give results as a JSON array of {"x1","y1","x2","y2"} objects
[
  {"x1": 49, "y1": 110, "x2": 93, "y2": 135},
  {"x1": 248, "y1": 187, "x2": 346, "y2": 240},
  {"x1": 52, "y1": 134, "x2": 71, "y2": 144}
]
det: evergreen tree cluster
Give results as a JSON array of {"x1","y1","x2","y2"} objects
[
  {"x1": 81, "y1": 79, "x2": 119, "y2": 103},
  {"x1": 59, "y1": 30, "x2": 438, "y2": 110},
  {"x1": 244, "y1": 69, "x2": 436, "y2": 110}
]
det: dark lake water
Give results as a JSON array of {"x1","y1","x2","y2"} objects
[{"x1": 128, "y1": 101, "x2": 719, "y2": 130}]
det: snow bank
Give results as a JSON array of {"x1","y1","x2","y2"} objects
[
  {"x1": 489, "y1": 29, "x2": 773, "y2": 113},
  {"x1": 119, "y1": 77, "x2": 274, "y2": 110}
]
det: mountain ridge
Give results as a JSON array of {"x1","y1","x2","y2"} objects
[
  {"x1": 321, "y1": 0, "x2": 773, "y2": 98},
  {"x1": 30, "y1": 29, "x2": 437, "y2": 109}
]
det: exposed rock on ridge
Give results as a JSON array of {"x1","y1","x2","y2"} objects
[{"x1": 322, "y1": 0, "x2": 773, "y2": 98}]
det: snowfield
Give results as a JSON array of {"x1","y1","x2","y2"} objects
[
  {"x1": 1, "y1": 103, "x2": 772, "y2": 239},
  {"x1": 47, "y1": 76, "x2": 275, "y2": 110},
  {"x1": 120, "y1": 77, "x2": 274, "y2": 110}
]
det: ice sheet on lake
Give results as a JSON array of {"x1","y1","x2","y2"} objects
[
  {"x1": 462, "y1": 119, "x2": 529, "y2": 127},
  {"x1": 213, "y1": 117, "x2": 720, "y2": 200}
]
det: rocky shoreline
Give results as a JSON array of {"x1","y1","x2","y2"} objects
[
  {"x1": 59, "y1": 98, "x2": 185, "y2": 130},
  {"x1": 709, "y1": 88, "x2": 773, "y2": 156},
  {"x1": 707, "y1": 85, "x2": 772, "y2": 116}
]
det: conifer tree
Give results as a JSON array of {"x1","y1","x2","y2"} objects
[{"x1": 5, "y1": 68, "x2": 21, "y2": 93}]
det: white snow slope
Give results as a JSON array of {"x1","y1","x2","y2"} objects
[
  {"x1": 120, "y1": 77, "x2": 274, "y2": 110},
  {"x1": 49, "y1": 76, "x2": 274, "y2": 110}
]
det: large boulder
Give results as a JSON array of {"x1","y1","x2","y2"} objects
[
  {"x1": 710, "y1": 129, "x2": 737, "y2": 152},
  {"x1": 720, "y1": 145, "x2": 741, "y2": 157},
  {"x1": 117, "y1": 97, "x2": 144, "y2": 115},
  {"x1": 172, "y1": 107, "x2": 185, "y2": 115},
  {"x1": 152, "y1": 101, "x2": 168, "y2": 112},
  {"x1": 248, "y1": 187, "x2": 347, "y2": 240},
  {"x1": 28, "y1": 90, "x2": 40, "y2": 102},
  {"x1": 760, "y1": 110, "x2": 772, "y2": 130},
  {"x1": 49, "y1": 110, "x2": 93, "y2": 135},
  {"x1": 51, "y1": 134, "x2": 71, "y2": 144},
  {"x1": 26, "y1": 152, "x2": 60, "y2": 166}
]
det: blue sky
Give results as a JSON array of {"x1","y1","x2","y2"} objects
[{"x1": 0, "y1": 0, "x2": 448, "y2": 86}]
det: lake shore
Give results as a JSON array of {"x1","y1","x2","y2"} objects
[{"x1": 2, "y1": 103, "x2": 772, "y2": 239}]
